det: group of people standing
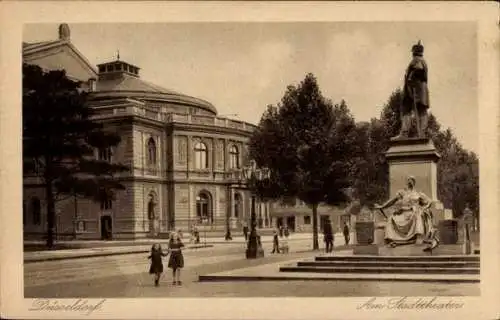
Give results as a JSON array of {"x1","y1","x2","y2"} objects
[
  {"x1": 271, "y1": 226, "x2": 290, "y2": 254},
  {"x1": 148, "y1": 232, "x2": 185, "y2": 287}
]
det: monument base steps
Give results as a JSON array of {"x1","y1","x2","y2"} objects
[
  {"x1": 280, "y1": 253, "x2": 479, "y2": 277},
  {"x1": 353, "y1": 243, "x2": 466, "y2": 256}
]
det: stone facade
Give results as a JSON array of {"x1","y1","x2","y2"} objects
[
  {"x1": 269, "y1": 200, "x2": 350, "y2": 234},
  {"x1": 22, "y1": 24, "x2": 271, "y2": 240}
]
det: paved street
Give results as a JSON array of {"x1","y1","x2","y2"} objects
[{"x1": 25, "y1": 238, "x2": 479, "y2": 298}]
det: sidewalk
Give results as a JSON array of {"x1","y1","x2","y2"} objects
[{"x1": 24, "y1": 233, "x2": 322, "y2": 263}]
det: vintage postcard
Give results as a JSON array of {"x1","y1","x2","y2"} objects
[{"x1": 0, "y1": 1, "x2": 498, "y2": 320}]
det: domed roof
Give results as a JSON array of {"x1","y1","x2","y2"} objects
[{"x1": 90, "y1": 60, "x2": 217, "y2": 115}]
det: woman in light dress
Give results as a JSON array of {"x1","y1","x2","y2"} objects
[{"x1": 374, "y1": 176, "x2": 439, "y2": 251}]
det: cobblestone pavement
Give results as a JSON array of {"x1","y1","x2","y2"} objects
[{"x1": 25, "y1": 240, "x2": 479, "y2": 298}]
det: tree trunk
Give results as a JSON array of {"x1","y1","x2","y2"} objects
[{"x1": 312, "y1": 203, "x2": 319, "y2": 250}]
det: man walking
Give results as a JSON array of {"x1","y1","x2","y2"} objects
[
  {"x1": 323, "y1": 217, "x2": 334, "y2": 253},
  {"x1": 343, "y1": 222, "x2": 350, "y2": 245},
  {"x1": 242, "y1": 223, "x2": 248, "y2": 241}
]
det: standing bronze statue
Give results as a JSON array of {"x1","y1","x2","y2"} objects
[{"x1": 393, "y1": 41, "x2": 430, "y2": 140}]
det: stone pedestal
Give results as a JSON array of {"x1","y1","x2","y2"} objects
[
  {"x1": 374, "y1": 223, "x2": 385, "y2": 244},
  {"x1": 374, "y1": 137, "x2": 443, "y2": 246},
  {"x1": 385, "y1": 137, "x2": 441, "y2": 200},
  {"x1": 353, "y1": 244, "x2": 379, "y2": 255},
  {"x1": 438, "y1": 219, "x2": 459, "y2": 244}
]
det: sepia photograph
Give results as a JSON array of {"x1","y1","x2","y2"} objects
[
  {"x1": 1, "y1": 2, "x2": 499, "y2": 320},
  {"x1": 22, "y1": 20, "x2": 481, "y2": 298}
]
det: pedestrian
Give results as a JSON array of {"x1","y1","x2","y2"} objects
[
  {"x1": 189, "y1": 227, "x2": 195, "y2": 244},
  {"x1": 323, "y1": 218, "x2": 334, "y2": 253},
  {"x1": 148, "y1": 243, "x2": 168, "y2": 287},
  {"x1": 279, "y1": 225, "x2": 284, "y2": 237},
  {"x1": 282, "y1": 227, "x2": 290, "y2": 253},
  {"x1": 193, "y1": 226, "x2": 200, "y2": 244},
  {"x1": 343, "y1": 222, "x2": 350, "y2": 245},
  {"x1": 271, "y1": 228, "x2": 280, "y2": 254},
  {"x1": 243, "y1": 224, "x2": 248, "y2": 241},
  {"x1": 168, "y1": 232, "x2": 185, "y2": 285}
]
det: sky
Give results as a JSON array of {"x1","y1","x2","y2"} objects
[{"x1": 23, "y1": 22, "x2": 478, "y2": 153}]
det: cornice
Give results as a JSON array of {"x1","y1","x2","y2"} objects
[
  {"x1": 94, "y1": 114, "x2": 254, "y2": 137},
  {"x1": 89, "y1": 91, "x2": 216, "y2": 115}
]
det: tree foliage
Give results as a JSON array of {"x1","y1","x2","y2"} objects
[
  {"x1": 23, "y1": 63, "x2": 129, "y2": 247},
  {"x1": 250, "y1": 75, "x2": 479, "y2": 248},
  {"x1": 249, "y1": 73, "x2": 355, "y2": 250}
]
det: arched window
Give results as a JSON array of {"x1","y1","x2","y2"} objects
[
  {"x1": 196, "y1": 192, "x2": 212, "y2": 224},
  {"x1": 234, "y1": 193, "x2": 242, "y2": 218},
  {"x1": 147, "y1": 138, "x2": 157, "y2": 165},
  {"x1": 31, "y1": 197, "x2": 41, "y2": 225},
  {"x1": 194, "y1": 141, "x2": 208, "y2": 169},
  {"x1": 229, "y1": 145, "x2": 240, "y2": 169}
]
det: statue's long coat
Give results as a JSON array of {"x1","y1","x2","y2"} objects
[{"x1": 402, "y1": 56, "x2": 429, "y2": 113}]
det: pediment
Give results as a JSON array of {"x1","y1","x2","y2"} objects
[{"x1": 23, "y1": 41, "x2": 97, "y2": 82}]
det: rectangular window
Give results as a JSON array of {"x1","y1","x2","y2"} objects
[
  {"x1": 98, "y1": 147, "x2": 112, "y2": 162},
  {"x1": 304, "y1": 215, "x2": 311, "y2": 225}
]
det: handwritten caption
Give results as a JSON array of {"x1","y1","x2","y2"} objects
[
  {"x1": 29, "y1": 299, "x2": 106, "y2": 315},
  {"x1": 357, "y1": 297, "x2": 465, "y2": 310}
]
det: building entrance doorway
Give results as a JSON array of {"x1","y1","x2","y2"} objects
[
  {"x1": 276, "y1": 217, "x2": 284, "y2": 229},
  {"x1": 101, "y1": 215, "x2": 112, "y2": 240},
  {"x1": 286, "y1": 216, "x2": 296, "y2": 232},
  {"x1": 320, "y1": 215, "x2": 329, "y2": 232}
]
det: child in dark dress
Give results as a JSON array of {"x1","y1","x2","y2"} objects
[
  {"x1": 148, "y1": 243, "x2": 168, "y2": 287},
  {"x1": 168, "y1": 232, "x2": 185, "y2": 285}
]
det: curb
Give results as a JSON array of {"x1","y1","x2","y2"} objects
[
  {"x1": 24, "y1": 244, "x2": 213, "y2": 264},
  {"x1": 197, "y1": 274, "x2": 480, "y2": 283}
]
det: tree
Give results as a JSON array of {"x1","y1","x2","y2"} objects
[
  {"x1": 249, "y1": 74, "x2": 354, "y2": 250},
  {"x1": 23, "y1": 63, "x2": 129, "y2": 248}
]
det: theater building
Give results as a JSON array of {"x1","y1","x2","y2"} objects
[{"x1": 23, "y1": 24, "x2": 271, "y2": 240}]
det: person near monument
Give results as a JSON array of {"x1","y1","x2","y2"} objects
[
  {"x1": 374, "y1": 176, "x2": 439, "y2": 251},
  {"x1": 271, "y1": 228, "x2": 280, "y2": 254},
  {"x1": 343, "y1": 222, "x2": 350, "y2": 245},
  {"x1": 323, "y1": 217, "x2": 334, "y2": 253},
  {"x1": 393, "y1": 40, "x2": 430, "y2": 140}
]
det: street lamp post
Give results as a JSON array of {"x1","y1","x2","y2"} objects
[
  {"x1": 241, "y1": 160, "x2": 270, "y2": 259},
  {"x1": 224, "y1": 197, "x2": 233, "y2": 241}
]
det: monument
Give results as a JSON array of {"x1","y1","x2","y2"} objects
[{"x1": 354, "y1": 41, "x2": 445, "y2": 256}]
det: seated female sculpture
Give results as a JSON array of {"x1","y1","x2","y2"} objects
[{"x1": 374, "y1": 176, "x2": 439, "y2": 251}]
